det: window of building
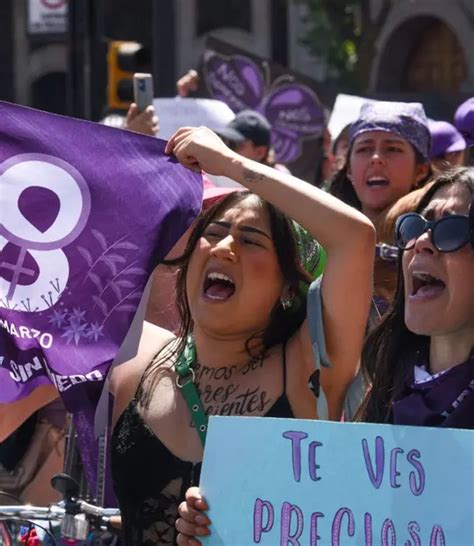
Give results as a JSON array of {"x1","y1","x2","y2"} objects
[{"x1": 404, "y1": 21, "x2": 467, "y2": 93}]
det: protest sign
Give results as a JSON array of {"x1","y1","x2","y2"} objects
[
  {"x1": 198, "y1": 37, "x2": 326, "y2": 183},
  {"x1": 0, "y1": 101, "x2": 202, "y2": 413},
  {"x1": 200, "y1": 416, "x2": 473, "y2": 545},
  {"x1": 153, "y1": 97, "x2": 235, "y2": 141},
  {"x1": 327, "y1": 94, "x2": 377, "y2": 143}
]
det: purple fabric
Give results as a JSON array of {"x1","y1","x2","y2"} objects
[
  {"x1": 73, "y1": 399, "x2": 117, "y2": 507},
  {"x1": 0, "y1": 101, "x2": 202, "y2": 411},
  {"x1": 454, "y1": 97, "x2": 474, "y2": 147},
  {"x1": 349, "y1": 101, "x2": 431, "y2": 160},
  {"x1": 392, "y1": 351, "x2": 474, "y2": 430}
]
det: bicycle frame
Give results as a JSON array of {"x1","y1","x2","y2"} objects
[{"x1": 0, "y1": 475, "x2": 120, "y2": 546}]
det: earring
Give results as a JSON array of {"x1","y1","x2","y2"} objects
[{"x1": 280, "y1": 297, "x2": 292, "y2": 311}]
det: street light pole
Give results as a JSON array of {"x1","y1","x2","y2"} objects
[
  {"x1": 67, "y1": 0, "x2": 89, "y2": 118},
  {"x1": 67, "y1": 0, "x2": 107, "y2": 120}
]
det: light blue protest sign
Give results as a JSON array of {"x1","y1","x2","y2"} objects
[{"x1": 200, "y1": 416, "x2": 474, "y2": 546}]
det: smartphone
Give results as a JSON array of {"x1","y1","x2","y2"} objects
[{"x1": 133, "y1": 73, "x2": 154, "y2": 112}]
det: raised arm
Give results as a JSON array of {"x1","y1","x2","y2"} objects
[{"x1": 166, "y1": 127, "x2": 376, "y2": 417}]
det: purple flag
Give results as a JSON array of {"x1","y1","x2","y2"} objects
[
  {"x1": 198, "y1": 37, "x2": 326, "y2": 183},
  {"x1": 0, "y1": 101, "x2": 202, "y2": 412}
]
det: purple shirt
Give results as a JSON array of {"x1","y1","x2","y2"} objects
[{"x1": 392, "y1": 350, "x2": 474, "y2": 430}]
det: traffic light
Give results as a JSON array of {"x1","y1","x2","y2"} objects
[{"x1": 107, "y1": 41, "x2": 151, "y2": 111}]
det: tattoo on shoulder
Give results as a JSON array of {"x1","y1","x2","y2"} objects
[{"x1": 243, "y1": 167, "x2": 264, "y2": 184}]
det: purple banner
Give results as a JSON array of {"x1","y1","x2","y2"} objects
[
  {"x1": 199, "y1": 37, "x2": 326, "y2": 183},
  {"x1": 0, "y1": 101, "x2": 202, "y2": 412}
]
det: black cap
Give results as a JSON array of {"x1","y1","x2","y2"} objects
[{"x1": 216, "y1": 110, "x2": 271, "y2": 147}]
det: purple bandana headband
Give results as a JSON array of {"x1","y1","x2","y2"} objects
[{"x1": 349, "y1": 101, "x2": 431, "y2": 160}]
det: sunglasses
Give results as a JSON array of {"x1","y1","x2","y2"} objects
[{"x1": 395, "y1": 212, "x2": 473, "y2": 252}]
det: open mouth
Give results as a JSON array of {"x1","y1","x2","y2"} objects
[
  {"x1": 367, "y1": 177, "x2": 390, "y2": 187},
  {"x1": 203, "y1": 271, "x2": 236, "y2": 301},
  {"x1": 411, "y1": 272, "x2": 446, "y2": 298}
]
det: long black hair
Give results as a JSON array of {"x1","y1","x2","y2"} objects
[
  {"x1": 138, "y1": 190, "x2": 311, "y2": 408},
  {"x1": 358, "y1": 167, "x2": 474, "y2": 423}
]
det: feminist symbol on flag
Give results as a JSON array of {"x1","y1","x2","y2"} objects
[{"x1": 0, "y1": 154, "x2": 91, "y2": 312}]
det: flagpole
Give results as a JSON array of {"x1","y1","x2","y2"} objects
[{"x1": 63, "y1": 414, "x2": 90, "y2": 499}]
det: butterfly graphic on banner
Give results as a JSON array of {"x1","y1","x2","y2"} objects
[{"x1": 202, "y1": 50, "x2": 325, "y2": 164}]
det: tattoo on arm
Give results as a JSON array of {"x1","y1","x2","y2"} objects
[{"x1": 242, "y1": 167, "x2": 265, "y2": 184}]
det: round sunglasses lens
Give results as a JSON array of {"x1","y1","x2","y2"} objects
[
  {"x1": 397, "y1": 215, "x2": 425, "y2": 249},
  {"x1": 433, "y1": 216, "x2": 470, "y2": 251}
]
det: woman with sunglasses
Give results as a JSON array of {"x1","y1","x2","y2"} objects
[{"x1": 359, "y1": 167, "x2": 474, "y2": 427}]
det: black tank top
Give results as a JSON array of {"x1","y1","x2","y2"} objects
[{"x1": 111, "y1": 344, "x2": 294, "y2": 545}]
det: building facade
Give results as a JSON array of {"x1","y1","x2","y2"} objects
[
  {"x1": 1, "y1": 0, "x2": 473, "y2": 119},
  {"x1": 172, "y1": 0, "x2": 474, "y2": 117},
  {"x1": 3, "y1": 0, "x2": 68, "y2": 114}
]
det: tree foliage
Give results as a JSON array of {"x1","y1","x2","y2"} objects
[{"x1": 294, "y1": 0, "x2": 392, "y2": 91}]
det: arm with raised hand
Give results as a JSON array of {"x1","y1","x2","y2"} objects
[
  {"x1": 176, "y1": 70, "x2": 200, "y2": 97},
  {"x1": 166, "y1": 127, "x2": 376, "y2": 419}
]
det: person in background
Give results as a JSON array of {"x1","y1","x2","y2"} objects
[
  {"x1": 454, "y1": 98, "x2": 474, "y2": 145},
  {"x1": 216, "y1": 110, "x2": 291, "y2": 173},
  {"x1": 329, "y1": 101, "x2": 431, "y2": 225},
  {"x1": 176, "y1": 69, "x2": 200, "y2": 98},
  {"x1": 327, "y1": 101, "x2": 432, "y2": 419},
  {"x1": 428, "y1": 120, "x2": 466, "y2": 172},
  {"x1": 328, "y1": 101, "x2": 432, "y2": 313},
  {"x1": 214, "y1": 110, "x2": 272, "y2": 164},
  {"x1": 315, "y1": 127, "x2": 335, "y2": 186},
  {"x1": 331, "y1": 123, "x2": 352, "y2": 172},
  {"x1": 318, "y1": 124, "x2": 352, "y2": 188}
]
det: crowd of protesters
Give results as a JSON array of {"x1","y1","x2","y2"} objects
[
  {"x1": 0, "y1": 64, "x2": 473, "y2": 546},
  {"x1": 105, "y1": 80, "x2": 474, "y2": 545}
]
